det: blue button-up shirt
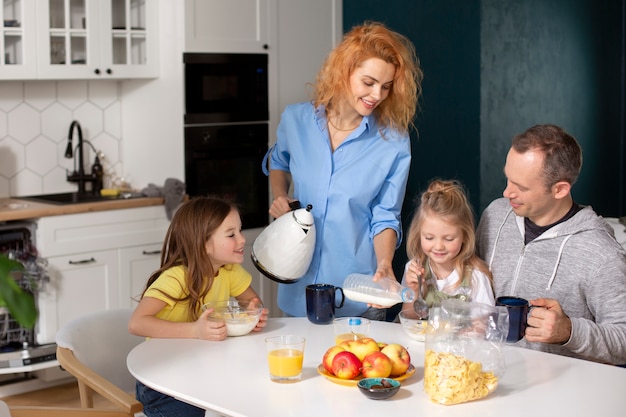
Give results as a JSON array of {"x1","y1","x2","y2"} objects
[{"x1": 263, "y1": 102, "x2": 411, "y2": 317}]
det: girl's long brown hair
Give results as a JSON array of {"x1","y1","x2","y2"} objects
[
  {"x1": 142, "y1": 196, "x2": 239, "y2": 321},
  {"x1": 406, "y1": 179, "x2": 492, "y2": 289},
  {"x1": 313, "y1": 21, "x2": 423, "y2": 134}
]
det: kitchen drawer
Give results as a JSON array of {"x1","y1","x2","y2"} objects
[{"x1": 36, "y1": 206, "x2": 169, "y2": 257}]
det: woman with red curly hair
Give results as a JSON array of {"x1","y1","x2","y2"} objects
[{"x1": 263, "y1": 21, "x2": 423, "y2": 319}]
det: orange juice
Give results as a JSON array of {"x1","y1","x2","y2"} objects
[
  {"x1": 267, "y1": 348, "x2": 303, "y2": 378},
  {"x1": 335, "y1": 333, "x2": 369, "y2": 345}
]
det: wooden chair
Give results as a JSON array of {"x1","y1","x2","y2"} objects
[
  {"x1": 53, "y1": 308, "x2": 145, "y2": 417},
  {"x1": 2, "y1": 401, "x2": 132, "y2": 417}
]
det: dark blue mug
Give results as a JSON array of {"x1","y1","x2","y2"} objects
[
  {"x1": 306, "y1": 284, "x2": 345, "y2": 324},
  {"x1": 496, "y1": 296, "x2": 530, "y2": 343}
]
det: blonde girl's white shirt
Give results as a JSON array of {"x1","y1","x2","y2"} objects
[{"x1": 401, "y1": 261, "x2": 495, "y2": 306}]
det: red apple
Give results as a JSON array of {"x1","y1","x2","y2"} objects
[
  {"x1": 331, "y1": 351, "x2": 362, "y2": 380},
  {"x1": 380, "y1": 343, "x2": 411, "y2": 377},
  {"x1": 339, "y1": 337, "x2": 379, "y2": 361},
  {"x1": 322, "y1": 345, "x2": 346, "y2": 374},
  {"x1": 361, "y1": 351, "x2": 392, "y2": 378}
]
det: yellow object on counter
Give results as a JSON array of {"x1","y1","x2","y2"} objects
[{"x1": 100, "y1": 188, "x2": 120, "y2": 197}]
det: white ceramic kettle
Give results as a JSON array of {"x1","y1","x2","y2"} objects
[{"x1": 251, "y1": 203, "x2": 315, "y2": 283}]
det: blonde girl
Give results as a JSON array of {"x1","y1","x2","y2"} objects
[{"x1": 401, "y1": 179, "x2": 494, "y2": 314}]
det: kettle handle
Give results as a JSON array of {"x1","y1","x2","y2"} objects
[{"x1": 288, "y1": 200, "x2": 302, "y2": 210}]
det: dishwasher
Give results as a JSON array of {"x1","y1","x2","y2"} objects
[{"x1": 0, "y1": 221, "x2": 57, "y2": 378}]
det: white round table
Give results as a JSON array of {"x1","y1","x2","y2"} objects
[{"x1": 127, "y1": 317, "x2": 626, "y2": 417}]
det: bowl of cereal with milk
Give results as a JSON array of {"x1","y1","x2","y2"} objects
[
  {"x1": 398, "y1": 310, "x2": 428, "y2": 342},
  {"x1": 202, "y1": 300, "x2": 264, "y2": 336}
]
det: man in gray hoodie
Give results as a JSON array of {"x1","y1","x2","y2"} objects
[{"x1": 477, "y1": 124, "x2": 626, "y2": 364}]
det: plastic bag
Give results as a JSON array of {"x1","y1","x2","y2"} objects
[{"x1": 424, "y1": 299, "x2": 508, "y2": 405}]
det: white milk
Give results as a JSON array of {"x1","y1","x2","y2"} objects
[{"x1": 343, "y1": 289, "x2": 403, "y2": 307}]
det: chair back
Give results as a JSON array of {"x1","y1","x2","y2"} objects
[
  {"x1": 0, "y1": 401, "x2": 10, "y2": 417},
  {"x1": 55, "y1": 308, "x2": 144, "y2": 393}
]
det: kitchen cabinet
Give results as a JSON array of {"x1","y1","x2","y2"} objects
[
  {"x1": 184, "y1": 0, "x2": 270, "y2": 53},
  {"x1": 35, "y1": 205, "x2": 169, "y2": 344},
  {"x1": 118, "y1": 243, "x2": 161, "y2": 309},
  {"x1": 268, "y1": 0, "x2": 343, "y2": 139},
  {"x1": 38, "y1": 249, "x2": 120, "y2": 345},
  {"x1": 0, "y1": 0, "x2": 37, "y2": 79},
  {"x1": 0, "y1": 0, "x2": 158, "y2": 80}
]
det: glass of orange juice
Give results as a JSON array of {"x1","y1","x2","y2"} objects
[
  {"x1": 333, "y1": 317, "x2": 371, "y2": 345},
  {"x1": 265, "y1": 335, "x2": 305, "y2": 383}
]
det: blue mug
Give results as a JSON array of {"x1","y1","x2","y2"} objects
[
  {"x1": 496, "y1": 296, "x2": 530, "y2": 343},
  {"x1": 306, "y1": 284, "x2": 345, "y2": 324}
]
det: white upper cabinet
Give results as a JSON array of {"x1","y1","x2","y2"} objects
[
  {"x1": 0, "y1": 0, "x2": 158, "y2": 80},
  {"x1": 0, "y1": 0, "x2": 37, "y2": 79},
  {"x1": 184, "y1": 0, "x2": 270, "y2": 53},
  {"x1": 36, "y1": 0, "x2": 158, "y2": 79}
]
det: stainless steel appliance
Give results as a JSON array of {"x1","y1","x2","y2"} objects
[{"x1": 0, "y1": 222, "x2": 56, "y2": 370}]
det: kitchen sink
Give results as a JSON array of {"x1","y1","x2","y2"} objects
[{"x1": 17, "y1": 192, "x2": 141, "y2": 205}]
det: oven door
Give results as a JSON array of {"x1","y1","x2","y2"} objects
[{"x1": 185, "y1": 123, "x2": 269, "y2": 229}]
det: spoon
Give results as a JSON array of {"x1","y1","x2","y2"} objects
[{"x1": 413, "y1": 273, "x2": 429, "y2": 319}]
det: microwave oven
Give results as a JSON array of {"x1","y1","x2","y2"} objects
[{"x1": 184, "y1": 53, "x2": 269, "y2": 125}]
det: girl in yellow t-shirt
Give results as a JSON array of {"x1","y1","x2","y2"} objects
[{"x1": 128, "y1": 196, "x2": 268, "y2": 417}]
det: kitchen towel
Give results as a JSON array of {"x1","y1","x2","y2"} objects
[{"x1": 141, "y1": 178, "x2": 185, "y2": 220}]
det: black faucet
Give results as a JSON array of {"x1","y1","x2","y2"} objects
[{"x1": 65, "y1": 121, "x2": 103, "y2": 194}]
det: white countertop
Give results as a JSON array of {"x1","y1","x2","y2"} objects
[{"x1": 127, "y1": 317, "x2": 626, "y2": 417}]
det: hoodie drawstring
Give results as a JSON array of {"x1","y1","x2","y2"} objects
[
  {"x1": 545, "y1": 234, "x2": 572, "y2": 290},
  {"x1": 488, "y1": 208, "x2": 514, "y2": 270}
]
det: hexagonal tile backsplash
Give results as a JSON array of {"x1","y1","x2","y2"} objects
[{"x1": 0, "y1": 80, "x2": 123, "y2": 198}]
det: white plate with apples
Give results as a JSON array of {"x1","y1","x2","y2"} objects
[{"x1": 318, "y1": 337, "x2": 415, "y2": 386}]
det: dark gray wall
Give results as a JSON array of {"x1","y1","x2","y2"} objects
[
  {"x1": 343, "y1": 1, "x2": 482, "y2": 275},
  {"x1": 480, "y1": 0, "x2": 625, "y2": 215},
  {"x1": 344, "y1": 0, "x2": 626, "y2": 275}
]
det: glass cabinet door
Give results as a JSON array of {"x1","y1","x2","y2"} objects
[
  {"x1": 0, "y1": 0, "x2": 35, "y2": 78},
  {"x1": 2, "y1": 0, "x2": 24, "y2": 65},
  {"x1": 48, "y1": 0, "x2": 87, "y2": 66},
  {"x1": 111, "y1": 0, "x2": 147, "y2": 66}
]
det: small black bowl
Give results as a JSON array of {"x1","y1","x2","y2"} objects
[{"x1": 357, "y1": 378, "x2": 401, "y2": 400}]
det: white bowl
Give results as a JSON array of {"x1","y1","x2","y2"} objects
[
  {"x1": 202, "y1": 300, "x2": 263, "y2": 337},
  {"x1": 398, "y1": 310, "x2": 428, "y2": 342}
]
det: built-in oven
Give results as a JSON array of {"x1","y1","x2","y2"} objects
[
  {"x1": 184, "y1": 123, "x2": 269, "y2": 229},
  {"x1": 184, "y1": 51, "x2": 270, "y2": 229},
  {"x1": 183, "y1": 52, "x2": 269, "y2": 125}
]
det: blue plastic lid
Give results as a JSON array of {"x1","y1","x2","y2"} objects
[{"x1": 348, "y1": 318, "x2": 362, "y2": 325}]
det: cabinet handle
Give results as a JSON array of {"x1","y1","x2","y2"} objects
[
  {"x1": 263, "y1": 44, "x2": 269, "y2": 50},
  {"x1": 142, "y1": 250, "x2": 161, "y2": 255},
  {"x1": 94, "y1": 68, "x2": 100, "y2": 75},
  {"x1": 68, "y1": 257, "x2": 96, "y2": 265},
  {"x1": 106, "y1": 68, "x2": 112, "y2": 75}
]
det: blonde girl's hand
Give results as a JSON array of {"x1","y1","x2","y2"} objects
[
  {"x1": 195, "y1": 307, "x2": 228, "y2": 341},
  {"x1": 404, "y1": 259, "x2": 425, "y2": 292}
]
